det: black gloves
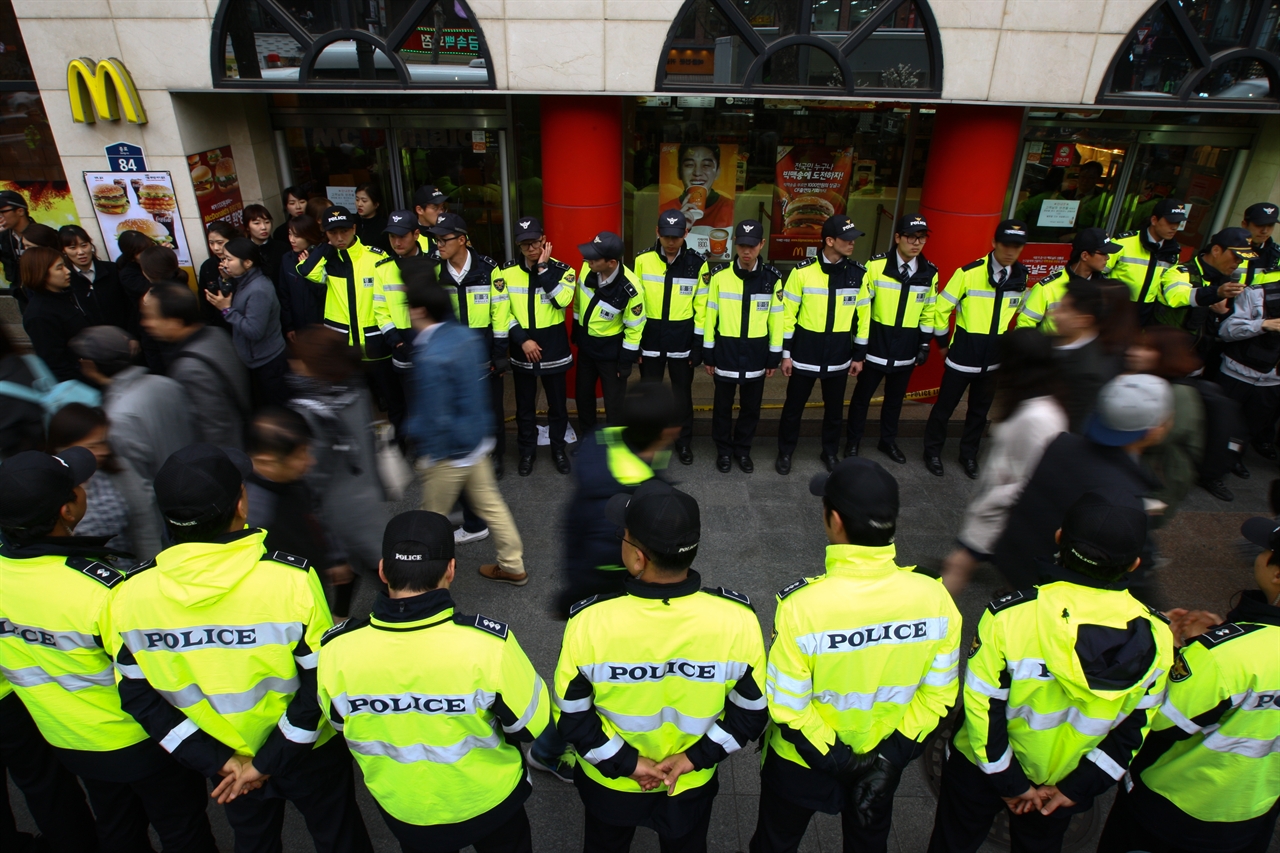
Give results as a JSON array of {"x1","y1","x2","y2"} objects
[
  {"x1": 849, "y1": 755, "x2": 903, "y2": 828},
  {"x1": 491, "y1": 356, "x2": 510, "y2": 377},
  {"x1": 689, "y1": 348, "x2": 703, "y2": 367},
  {"x1": 915, "y1": 344, "x2": 931, "y2": 367},
  {"x1": 617, "y1": 362, "x2": 633, "y2": 381}
]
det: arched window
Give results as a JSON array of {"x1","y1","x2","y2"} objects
[
  {"x1": 656, "y1": 0, "x2": 942, "y2": 97},
  {"x1": 1099, "y1": 0, "x2": 1280, "y2": 108},
  {"x1": 211, "y1": 0, "x2": 495, "y2": 89}
]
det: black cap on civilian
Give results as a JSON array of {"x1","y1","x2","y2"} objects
[
  {"x1": 383, "y1": 210, "x2": 420, "y2": 236},
  {"x1": 0, "y1": 189, "x2": 28, "y2": 210},
  {"x1": 514, "y1": 216, "x2": 544, "y2": 243},
  {"x1": 579, "y1": 231, "x2": 624, "y2": 261},
  {"x1": 1058, "y1": 491, "x2": 1147, "y2": 581},
  {"x1": 427, "y1": 211, "x2": 468, "y2": 237},
  {"x1": 657, "y1": 210, "x2": 688, "y2": 237},
  {"x1": 153, "y1": 443, "x2": 251, "y2": 529},
  {"x1": 1073, "y1": 227, "x2": 1122, "y2": 256},
  {"x1": 0, "y1": 448, "x2": 96, "y2": 531},
  {"x1": 606, "y1": 480, "x2": 700, "y2": 558},
  {"x1": 810, "y1": 457, "x2": 899, "y2": 544},
  {"x1": 1152, "y1": 198, "x2": 1188, "y2": 223},
  {"x1": 821, "y1": 215, "x2": 864, "y2": 241},
  {"x1": 994, "y1": 219, "x2": 1029, "y2": 245},
  {"x1": 735, "y1": 219, "x2": 764, "y2": 247}
]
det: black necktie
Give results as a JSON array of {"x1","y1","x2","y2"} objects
[{"x1": 996, "y1": 268, "x2": 1007, "y2": 287}]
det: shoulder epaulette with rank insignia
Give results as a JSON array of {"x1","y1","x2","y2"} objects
[
  {"x1": 1036, "y1": 271, "x2": 1061, "y2": 286},
  {"x1": 265, "y1": 550, "x2": 310, "y2": 570},
  {"x1": 636, "y1": 248, "x2": 655, "y2": 258},
  {"x1": 708, "y1": 263, "x2": 726, "y2": 277},
  {"x1": 121, "y1": 558, "x2": 156, "y2": 580},
  {"x1": 568, "y1": 590, "x2": 625, "y2": 617},
  {"x1": 794, "y1": 257, "x2": 816, "y2": 269},
  {"x1": 1146, "y1": 606, "x2": 1171, "y2": 625},
  {"x1": 1117, "y1": 230, "x2": 1137, "y2": 239},
  {"x1": 1176, "y1": 264, "x2": 1191, "y2": 273},
  {"x1": 910, "y1": 563, "x2": 941, "y2": 580},
  {"x1": 702, "y1": 586, "x2": 754, "y2": 610},
  {"x1": 961, "y1": 258, "x2": 984, "y2": 271},
  {"x1": 502, "y1": 259, "x2": 521, "y2": 270},
  {"x1": 987, "y1": 588, "x2": 1037, "y2": 614},
  {"x1": 689, "y1": 248, "x2": 707, "y2": 261},
  {"x1": 366, "y1": 245, "x2": 385, "y2": 255},
  {"x1": 869, "y1": 251, "x2": 888, "y2": 261},
  {"x1": 454, "y1": 612, "x2": 509, "y2": 639},
  {"x1": 321, "y1": 615, "x2": 370, "y2": 646},
  {"x1": 1192, "y1": 621, "x2": 1263, "y2": 649},
  {"x1": 777, "y1": 575, "x2": 824, "y2": 600},
  {"x1": 623, "y1": 281, "x2": 638, "y2": 299},
  {"x1": 549, "y1": 259, "x2": 570, "y2": 271},
  {"x1": 477, "y1": 254, "x2": 497, "y2": 269},
  {"x1": 374, "y1": 255, "x2": 396, "y2": 267},
  {"x1": 764, "y1": 263, "x2": 783, "y2": 279},
  {"x1": 66, "y1": 556, "x2": 124, "y2": 588}
]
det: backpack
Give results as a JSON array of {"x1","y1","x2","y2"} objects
[
  {"x1": 0, "y1": 354, "x2": 101, "y2": 426},
  {"x1": 1182, "y1": 378, "x2": 1245, "y2": 481}
]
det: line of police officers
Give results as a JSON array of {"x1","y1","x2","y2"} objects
[{"x1": 1, "y1": 433, "x2": 1277, "y2": 853}]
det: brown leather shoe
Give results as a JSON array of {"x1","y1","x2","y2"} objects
[{"x1": 478, "y1": 564, "x2": 529, "y2": 586}]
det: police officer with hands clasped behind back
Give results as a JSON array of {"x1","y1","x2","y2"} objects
[
  {"x1": 103, "y1": 443, "x2": 372, "y2": 852},
  {"x1": 574, "y1": 230, "x2": 646, "y2": 435},
  {"x1": 634, "y1": 210, "x2": 707, "y2": 465},
  {"x1": 495, "y1": 216, "x2": 576, "y2": 477},
  {"x1": 924, "y1": 218, "x2": 1031, "y2": 480},
  {"x1": 775, "y1": 215, "x2": 866, "y2": 476},
  {"x1": 318, "y1": 510, "x2": 550, "y2": 853},
  {"x1": 0, "y1": 449, "x2": 197, "y2": 853},
  {"x1": 554, "y1": 479, "x2": 768, "y2": 851},
  {"x1": 703, "y1": 219, "x2": 785, "y2": 474},
  {"x1": 751, "y1": 457, "x2": 962, "y2": 852},
  {"x1": 929, "y1": 491, "x2": 1173, "y2": 853},
  {"x1": 846, "y1": 213, "x2": 940, "y2": 464}
]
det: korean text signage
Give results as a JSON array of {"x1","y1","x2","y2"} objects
[
  {"x1": 771, "y1": 146, "x2": 855, "y2": 261},
  {"x1": 67, "y1": 58, "x2": 147, "y2": 124},
  {"x1": 188, "y1": 146, "x2": 244, "y2": 229},
  {"x1": 84, "y1": 171, "x2": 191, "y2": 267}
]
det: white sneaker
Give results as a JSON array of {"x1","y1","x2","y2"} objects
[{"x1": 454, "y1": 527, "x2": 490, "y2": 545}]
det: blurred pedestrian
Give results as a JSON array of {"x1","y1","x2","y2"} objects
[
  {"x1": 0, "y1": 327, "x2": 44, "y2": 458},
  {"x1": 47, "y1": 402, "x2": 163, "y2": 559},
  {"x1": 70, "y1": 325, "x2": 194, "y2": 485},
  {"x1": 0, "y1": 188, "x2": 35, "y2": 292},
  {"x1": 60, "y1": 224, "x2": 128, "y2": 328},
  {"x1": 405, "y1": 277, "x2": 526, "y2": 587},
  {"x1": 279, "y1": 214, "x2": 327, "y2": 339},
  {"x1": 137, "y1": 245, "x2": 189, "y2": 371},
  {"x1": 196, "y1": 221, "x2": 238, "y2": 332},
  {"x1": 141, "y1": 282, "x2": 250, "y2": 448},
  {"x1": 942, "y1": 329, "x2": 1067, "y2": 595},
  {"x1": 1049, "y1": 276, "x2": 1128, "y2": 431},
  {"x1": 1215, "y1": 257, "x2": 1280, "y2": 480},
  {"x1": 205, "y1": 237, "x2": 289, "y2": 407},
  {"x1": 19, "y1": 246, "x2": 88, "y2": 383},
  {"x1": 114, "y1": 229, "x2": 155, "y2": 340}
]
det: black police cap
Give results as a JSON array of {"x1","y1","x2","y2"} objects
[
  {"x1": 605, "y1": 480, "x2": 700, "y2": 557},
  {"x1": 514, "y1": 216, "x2": 544, "y2": 243},
  {"x1": 809, "y1": 457, "x2": 899, "y2": 530},
  {"x1": 427, "y1": 211, "x2": 468, "y2": 237},
  {"x1": 1060, "y1": 491, "x2": 1147, "y2": 568},
  {"x1": 321, "y1": 206, "x2": 355, "y2": 231},
  {"x1": 735, "y1": 220, "x2": 764, "y2": 247},
  {"x1": 1152, "y1": 198, "x2": 1187, "y2": 223},
  {"x1": 153, "y1": 444, "x2": 251, "y2": 527},
  {"x1": 0, "y1": 448, "x2": 96, "y2": 530},
  {"x1": 1245, "y1": 202, "x2": 1279, "y2": 226},
  {"x1": 821, "y1": 215, "x2": 864, "y2": 241},
  {"x1": 382, "y1": 510, "x2": 454, "y2": 572},
  {"x1": 384, "y1": 210, "x2": 421, "y2": 236},
  {"x1": 1073, "y1": 227, "x2": 1122, "y2": 255},
  {"x1": 579, "y1": 231, "x2": 623, "y2": 261},
  {"x1": 994, "y1": 219, "x2": 1029, "y2": 245},
  {"x1": 657, "y1": 210, "x2": 688, "y2": 236}
]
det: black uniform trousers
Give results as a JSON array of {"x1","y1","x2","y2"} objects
[
  {"x1": 575, "y1": 356, "x2": 628, "y2": 434},
  {"x1": 847, "y1": 365, "x2": 914, "y2": 446},
  {"x1": 749, "y1": 771, "x2": 892, "y2": 853},
  {"x1": 924, "y1": 366, "x2": 998, "y2": 461},
  {"x1": 1214, "y1": 373, "x2": 1280, "y2": 452},
  {"x1": 927, "y1": 749, "x2": 1079, "y2": 853},
  {"x1": 1097, "y1": 783, "x2": 1280, "y2": 853},
  {"x1": 0, "y1": 693, "x2": 97, "y2": 853},
  {"x1": 221, "y1": 736, "x2": 371, "y2": 853},
  {"x1": 78, "y1": 755, "x2": 216, "y2": 853},
  {"x1": 712, "y1": 378, "x2": 766, "y2": 458},
  {"x1": 585, "y1": 807, "x2": 714, "y2": 853},
  {"x1": 380, "y1": 802, "x2": 532, "y2": 853},
  {"x1": 778, "y1": 371, "x2": 848, "y2": 457},
  {"x1": 513, "y1": 369, "x2": 568, "y2": 455},
  {"x1": 490, "y1": 371, "x2": 507, "y2": 458},
  {"x1": 640, "y1": 355, "x2": 695, "y2": 449}
]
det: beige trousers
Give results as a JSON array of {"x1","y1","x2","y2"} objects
[{"x1": 417, "y1": 458, "x2": 525, "y2": 575}]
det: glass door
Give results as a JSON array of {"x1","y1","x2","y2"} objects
[
  {"x1": 279, "y1": 124, "x2": 394, "y2": 217},
  {"x1": 396, "y1": 127, "x2": 509, "y2": 261},
  {"x1": 1010, "y1": 140, "x2": 1130, "y2": 244}
]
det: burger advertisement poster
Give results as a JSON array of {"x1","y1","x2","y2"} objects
[
  {"x1": 188, "y1": 145, "x2": 244, "y2": 229},
  {"x1": 83, "y1": 171, "x2": 191, "y2": 267},
  {"x1": 770, "y1": 146, "x2": 856, "y2": 260},
  {"x1": 657, "y1": 142, "x2": 739, "y2": 260}
]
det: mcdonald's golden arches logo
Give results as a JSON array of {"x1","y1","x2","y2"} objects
[{"x1": 67, "y1": 58, "x2": 147, "y2": 124}]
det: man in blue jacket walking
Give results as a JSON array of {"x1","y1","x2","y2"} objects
[{"x1": 404, "y1": 270, "x2": 527, "y2": 587}]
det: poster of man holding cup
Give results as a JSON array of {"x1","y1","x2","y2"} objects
[{"x1": 659, "y1": 142, "x2": 738, "y2": 260}]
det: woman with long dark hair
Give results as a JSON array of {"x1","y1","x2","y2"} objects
[
  {"x1": 20, "y1": 246, "x2": 89, "y2": 382},
  {"x1": 941, "y1": 328, "x2": 1068, "y2": 594},
  {"x1": 279, "y1": 214, "x2": 327, "y2": 337},
  {"x1": 114, "y1": 229, "x2": 155, "y2": 340},
  {"x1": 60, "y1": 224, "x2": 128, "y2": 328},
  {"x1": 273, "y1": 186, "x2": 309, "y2": 243},
  {"x1": 353, "y1": 183, "x2": 389, "y2": 252}
]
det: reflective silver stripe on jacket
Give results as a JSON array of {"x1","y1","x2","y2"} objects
[
  {"x1": 159, "y1": 718, "x2": 200, "y2": 753},
  {"x1": 346, "y1": 730, "x2": 503, "y2": 765},
  {"x1": 812, "y1": 683, "x2": 920, "y2": 712},
  {"x1": 0, "y1": 620, "x2": 99, "y2": 651},
  {"x1": 503, "y1": 678, "x2": 545, "y2": 734},
  {"x1": 120, "y1": 622, "x2": 304, "y2": 654},
  {"x1": 0, "y1": 664, "x2": 115, "y2": 692},
  {"x1": 331, "y1": 688, "x2": 498, "y2": 718},
  {"x1": 597, "y1": 705, "x2": 721, "y2": 736},
  {"x1": 157, "y1": 676, "x2": 300, "y2": 714}
]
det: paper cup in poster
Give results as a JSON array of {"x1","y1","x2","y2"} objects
[
  {"x1": 84, "y1": 172, "x2": 191, "y2": 267},
  {"x1": 657, "y1": 142, "x2": 738, "y2": 259},
  {"x1": 770, "y1": 146, "x2": 855, "y2": 261},
  {"x1": 188, "y1": 146, "x2": 244, "y2": 229}
]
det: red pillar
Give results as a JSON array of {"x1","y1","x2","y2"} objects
[
  {"x1": 539, "y1": 95, "x2": 623, "y2": 269},
  {"x1": 911, "y1": 104, "x2": 1024, "y2": 395}
]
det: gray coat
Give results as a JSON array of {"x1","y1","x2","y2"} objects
[
  {"x1": 167, "y1": 326, "x2": 250, "y2": 448},
  {"x1": 104, "y1": 459, "x2": 164, "y2": 560},
  {"x1": 224, "y1": 266, "x2": 286, "y2": 369},
  {"x1": 104, "y1": 366, "x2": 196, "y2": 484}
]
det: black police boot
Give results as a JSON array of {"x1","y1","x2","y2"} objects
[
  {"x1": 1231, "y1": 458, "x2": 1251, "y2": 479},
  {"x1": 552, "y1": 449, "x2": 571, "y2": 475},
  {"x1": 877, "y1": 441, "x2": 906, "y2": 465},
  {"x1": 844, "y1": 440, "x2": 859, "y2": 458},
  {"x1": 716, "y1": 454, "x2": 732, "y2": 473},
  {"x1": 819, "y1": 452, "x2": 837, "y2": 472},
  {"x1": 924, "y1": 454, "x2": 944, "y2": 477},
  {"x1": 775, "y1": 453, "x2": 792, "y2": 475},
  {"x1": 1199, "y1": 477, "x2": 1235, "y2": 502},
  {"x1": 961, "y1": 458, "x2": 979, "y2": 480},
  {"x1": 677, "y1": 444, "x2": 694, "y2": 466},
  {"x1": 517, "y1": 455, "x2": 535, "y2": 477},
  {"x1": 736, "y1": 455, "x2": 754, "y2": 474}
]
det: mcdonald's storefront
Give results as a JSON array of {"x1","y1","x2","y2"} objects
[{"x1": 11, "y1": 0, "x2": 1280, "y2": 394}]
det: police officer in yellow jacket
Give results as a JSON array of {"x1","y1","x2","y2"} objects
[
  {"x1": 847, "y1": 214, "x2": 939, "y2": 464},
  {"x1": 574, "y1": 230, "x2": 645, "y2": 435},
  {"x1": 492, "y1": 216, "x2": 576, "y2": 477},
  {"x1": 635, "y1": 210, "x2": 707, "y2": 465},
  {"x1": 298, "y1": 206, "x2": 405, "y2": 428},
  {"x1": 374, "y1": 209, "x2": 429, "y2": 373},
  {"x1": 703, "y1": 219, "x2": 785, "y2": 474},
  {"x1": 1107, "y1": 198, "x2": 1188, "y2": 325},
  {"x1": 776, "y1": 215, "x2": 866, "y2": 476},
  {"x1": 924, "y1": 219, "x2": 1031, "y2": 479},
  {"x1": 430, "y1": 211, "x2": 509, "y2": 472},
  {"x1": 1098, "y1": 514, "x2": 1280, "y2": 853},
  {"x1": 413, "y1": 184, "x2": 449, "y2": 256},
  {"x1": 0, "y1": 449, "x2": 166, "y2": 852},
  {"x1": 103, "y1": 444, "x2": 372, "y2": 852},
  {"x1": 1016, "y1": 228, "x2": 1121, "y2": 335},
  {"x1": 1241, "y1": 201, "x2": 1280, "y2": 286},
  {"x1": 751, "y1": 458, "x2": 961, "y2": 852},
  {"x1": 928, "y1": 491, "x2": 1173, "y2": 853},
  {"x1": 555, "y1": 480, "x2": 767, "y2": 850},
  {"x1": 318, "y1": 511, "x2": 550, "y2": 853}
]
